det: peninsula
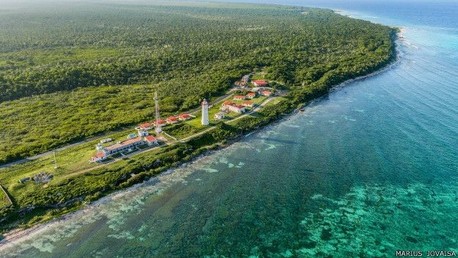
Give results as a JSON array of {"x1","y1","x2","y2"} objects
[{"x1": 0, "y1": 1, "x2": 396, "y2": 234}]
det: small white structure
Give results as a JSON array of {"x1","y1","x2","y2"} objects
[
  {"x1": 201, "y1": 99, "x2": 209, "y2": 126},
  {"x1": 100, "y1": 138, "x2": 113, "y2": 144},
  {"x1": 215, "y1": 112, "x2": 225, "y2": 120},
  {"x1": 137, "y1": 128, "x2": 149, "y2": 137}
]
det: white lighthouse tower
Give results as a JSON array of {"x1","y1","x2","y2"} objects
[{"x1": 201, "y1": 99, "x2": 209, "y2": 126}]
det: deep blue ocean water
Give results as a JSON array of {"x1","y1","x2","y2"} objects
[{"x1": 0, "y1": 1, "x2": 457, "y2": 257}]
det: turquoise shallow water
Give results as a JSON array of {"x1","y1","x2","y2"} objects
[{"x1": 1, "y1": 1, "x2": 457, "y2": 257}]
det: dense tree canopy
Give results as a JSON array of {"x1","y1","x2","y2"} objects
[{"x1": 0, "y1": 2, "x2": 395, "y2": 164}]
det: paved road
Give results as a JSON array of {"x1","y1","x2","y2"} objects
[
  {"x1": 0, "y1": 91, "x2": 275, "y2": 178},
  {"x1": 49, "y1": 97, "x2": 276, "y2": 176},
  {"x1": 0, "y1": 93, "x2": 235, "y2": 170}
]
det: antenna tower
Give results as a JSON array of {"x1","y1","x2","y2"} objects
[{"x1": 154, "y1": 91, "x2": 162, "y2": 134}]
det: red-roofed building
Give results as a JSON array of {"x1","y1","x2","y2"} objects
[
  {"x1": 252, "y1": 80, "x2": 268, "y2": 87},
  {"x1": 91, "y1": 152, "x2": 107, "y2": 163},
  {"x1": 178, "y1": 113, "x2": 192, "y2": 121},
  {"x1": 153, "y1": 119, "x2": 167, "y2": 127},
  {"x1": 222, "y1": 101, "x2": 235, "y2": 107},
  {"x1": 233, "y1": 95, "x2": 246, "y2": 101},
  {"x1": 145, "y1": 135, "x2": 159, "y2": 146},
  {"x1": 166, "y1": 116, "x2": 179, "y2": 124},
  {"x1": 246, "y1": 92, "x2": 257, "y2": 99},
  {"x1": 138, "y1": 122, "x2": 153, "y2": 130},
  {"x1": 104, "y1": 137, "x2": 144, "y2": 155},
  {"x1": 242, "y1": 101, "x2": 255, "y2": 108},
  {"x1": 221, "y1": 103, "x2": 246, "y2": 114},
  {"x1": 261, "y1": 90, "x2": 273, "y2": 97}
]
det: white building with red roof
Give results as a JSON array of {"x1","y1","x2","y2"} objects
[
  {"x1": 233, "y1": 95, "x2": 246, "y2": 101},
  {"x1": 91, "y1": 132, "x2": 161, "y2": 162},
  {"x1": 178, "y1": 113, "x2": 192, "y2": 121},
  {"x1": 153, "y1": 119, "x2": 167, "y2": 127},
  {"x1": 246, "y1": 92, "x2": 257, "y2": 99},
  {"x1": 91, "y1": 152, "x2": 107, "y2": 163},
  {"x1": 221, "y1": 102, "x2": 246, "y2": 114},
  {"x1": 261, "y1": 90, "x2": 273, "y2": 97},
  {"x1": 137, "y1": 122, "x2": 153, "y2": 130},
  {"x1": 103, "y1": 137, "x2": 144, "y2": 155},
  {"x1": 242, "y1": 101, "x2": 255, "y2": 108},
  {"x1": 145, "y1": 135, "x2": 159, "y2": 146},
  {"x1": 222, "y1": 101, "x2": 235, "y2": 107},
  {"x1": 166, "y1": 116, "x2": 179, "y2": 124},
  {"x1": 252, "y1": 80, "x2": 268, "y2": 87}
]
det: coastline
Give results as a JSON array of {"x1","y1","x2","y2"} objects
[{"x1": 0, "y1": 28, "x2": 401, "y2": 248}]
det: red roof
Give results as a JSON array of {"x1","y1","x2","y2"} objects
[
  {"x1": 242, "y1": 101, "x2": 254, "y2": 106},
  {"x1": 167, "y1": 116, "x2": 178, "y2": 121},
  {"x1": 261, "y1": 90, "x2": 272, "y2": 96},
  {"x1": 253, "y1": 80, "x2": 268, "y2": 86},
  {"x1": 179, "y1": 113, "x2": 191, "y2": 119},
  {"x1": 246, "y1": 92, "x2": 256, "y2": 96},
  {"x1": 234, "y1": 104, "x2": 245, "y2": 109},
  {"x1": 223, "y1": 101, "x2": 235, "y2": 106},
  {"x1": 95, "y1": 152, "x2": 106, "y2": 158},
  {"x1": 234, "y1": 95, "x2": 245, "y2": 99},
  {"x1": 138, "y1": 122, "x2": 152, "y2": 129},
  {"x1": 145, "y1": 135, "x2": 157, "y2": 142},
  {"x1": 154, "y1": 119, "x2": 167, "y2": 125}
]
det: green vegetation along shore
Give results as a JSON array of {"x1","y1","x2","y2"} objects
[{"x1": 0, "y1": 1, "x2": 396, "y2": 233}]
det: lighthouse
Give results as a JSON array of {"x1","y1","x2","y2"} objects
[{"x1": 201, "y1": 99, "x2": 209, "y2": 126}]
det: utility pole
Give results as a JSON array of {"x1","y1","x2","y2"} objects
[{"x1": 53, "y1": 151, "x2": 58, "y2": 169}]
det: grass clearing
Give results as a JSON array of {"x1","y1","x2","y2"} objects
[{"x1": 0, "y1": 188, "x2": 11, "y2": 208}]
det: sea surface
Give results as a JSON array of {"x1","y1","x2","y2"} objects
[{"x1": 1, "y1": 1, "x2": 457, "y2": 257}]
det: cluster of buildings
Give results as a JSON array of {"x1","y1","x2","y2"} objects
[
  {"x1": 215, "y1": 81, "x2": 274, "y2": 120},
  {"x1": 91, "y1": 105, "x2": 195, "y2": 162},
  {"x1": 90, "y1": 82, "x2": 273, "y2": 162},
  {"x1": 91, "y1": 129, "x2": 159, "y2": 163},
  {"x1": 91, "y1": 93, "x2": 196, "y2": 163},
  {"x1": 252, "y1": 80, "x2": 269, "y2": 87},
  {"x1": 137, "y1": 113, "x2": 193, "y2": 130}
]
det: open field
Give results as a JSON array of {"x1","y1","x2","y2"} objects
[{"x1": 0, "y1": 187, "x2": 11, "y2": 209}]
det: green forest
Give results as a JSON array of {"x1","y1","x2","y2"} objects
[{"x1": 0, "y1": 2, "x2": 396, "y2": 164}]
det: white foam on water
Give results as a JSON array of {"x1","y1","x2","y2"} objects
[
  {"x1": 107, "y1": 231, "x2": 135, "y2": 240},
  {"x1": 342, "y1": 115, "x2": 356, "y2": 122},
  {"x1": 0, "y1": 150, "x2": 227, "y2": 256},
  {"x1": 264, "y1": 144, "x2": 277, "y2": 151},
  {"x1": 310, "y1": 194, "x2": 323, "y2": 200},
  {"x1": 202, "y1": 167, "x2": 219, "y2": 173},
  {"x1": 235, "y1": 162, "x2": 245, "y2": 169},
  {"x1": 219, "y1": 157, "x2": 228, "y2": 164},
  {"x1": 284, "y1": 124, "x2": 300, "y2": 128}
]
